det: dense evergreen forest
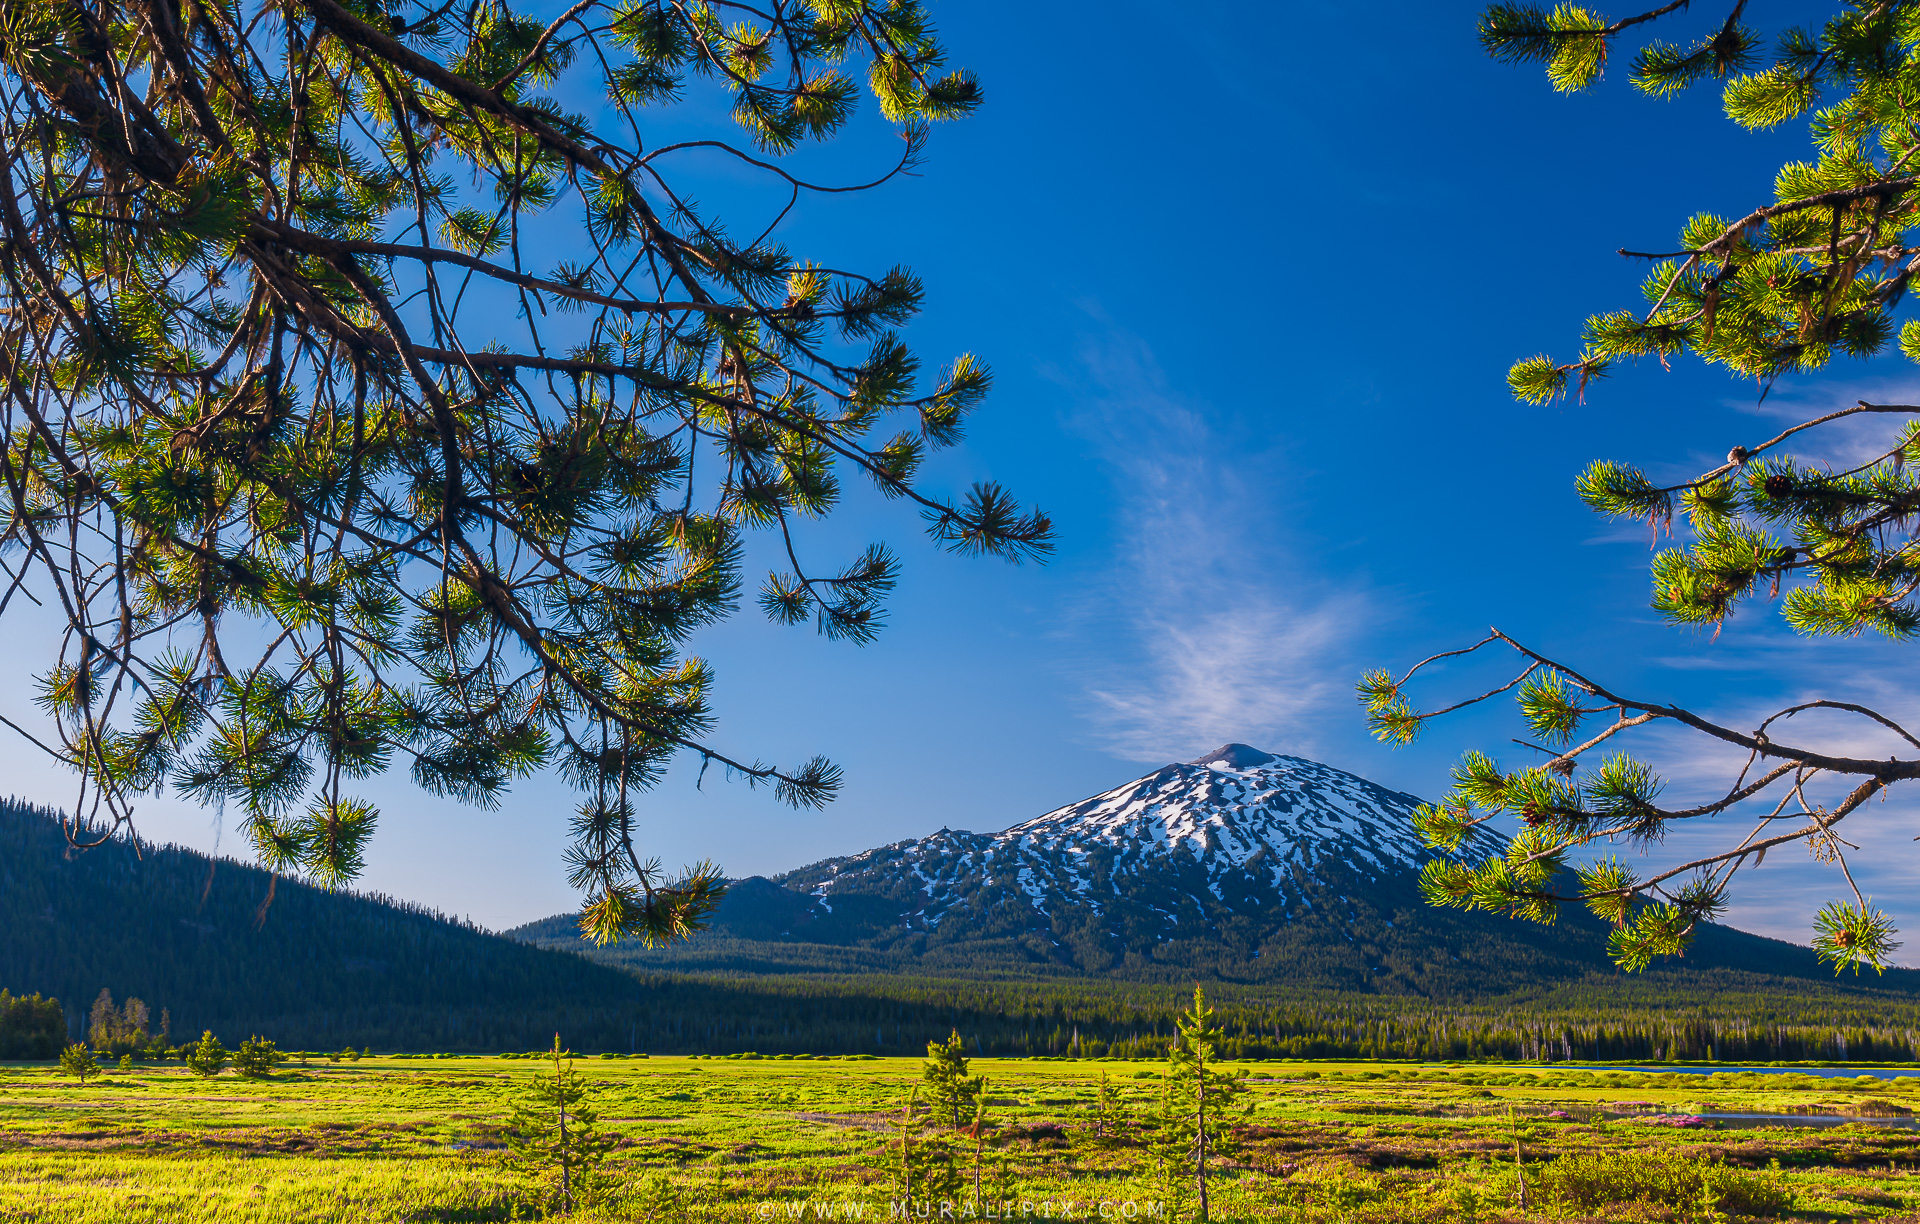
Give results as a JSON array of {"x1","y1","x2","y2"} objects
[{"x1": 11, "y1": 801, "x2": 1920, "y2": 1062}]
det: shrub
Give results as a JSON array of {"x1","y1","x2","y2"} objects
[{"x1": 1536, "y1": 1150, "x2": 1792, "y2": 1221}]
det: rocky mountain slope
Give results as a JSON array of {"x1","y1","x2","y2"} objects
[{"x1": 515, "y1": 745, "x2": 1875, "y2": 994}]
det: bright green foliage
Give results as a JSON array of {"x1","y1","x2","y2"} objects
[
  {"x1": 1156, "y1": 987, "x2": 1249, "y2": 1223},
  {"x1": 920, "y1": 1029, "x2": 983, "y2": 1130},
  {"x1": 57, "y1": 1043, "x2": 99, "y2": 1083},
  {"x1": 0, "y1": 0, "x2": 1049, "y2": 944},
  {"x1": 506, "y1": 1035, "x2": 613, "y2": 1215},
  {"x1": 185, "y1": 1031, "x2": 229, "y2": 1078},
  {"x1": 1487, "y1": 6, "x2": 1920, "y2": 640},
  {"x1": 233, "y1": 1035, "x2": 287, "y2": 1078},
  {"x1": 1365, "y1": 3, "x2": 1920, "y2": 978}
]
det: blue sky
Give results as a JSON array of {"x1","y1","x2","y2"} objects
[{"x1": 11, "y1": 1, "x2": 1920, "y2": 952}]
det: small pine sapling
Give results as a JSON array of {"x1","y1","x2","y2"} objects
[
  {"x1": 507, "y1": 1034, "x2": 614, "y2": 1215},
  {"x1": 58, "y1": 1044, "x2": 99, "y2": 1084},
  {"x1": 922, "y1": 1029, "x2": 984, "y2": 1129},
  {"x1": 1164, "y1": 987, "x2": 1250, "y2": 1223},
  {"x1": 185, "y1": 1032, "x2": 228, "y2": 1078}
]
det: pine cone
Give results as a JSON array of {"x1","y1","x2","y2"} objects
[{"x1": 1764, "y1": 474, "x2": 1793, "y2": 498}]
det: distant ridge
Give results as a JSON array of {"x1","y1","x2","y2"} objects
[{"x1": 514, "y1": 746, "x2": 1920, "y2": 996}]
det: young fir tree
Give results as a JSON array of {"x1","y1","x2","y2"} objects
[
  {"x1": 1361, "y1": 2, "x2": 1920, "y2": 975},
  {"x1": 507, "y1": 1034, "x2": 614, "y2": 1215},
  {"x1": 921, "y1": 1029, "x2": 984, "y2": 1130},
  {"x1": 233, "y1": 1036, "x2": 286, "y2": 1078},
  {"x1": 185, "y1": 1031, "x2": 229, "y2": 1078},
  {"x1": 58, "y1": 1043, "x2": 100, "y2": 1084},
  {"x1": 1155, "y1": 987, "x2": 1247, "y2": 1224},
  {"x1": 0, "y1": 0, "x2": 1049, "y2": 942}
]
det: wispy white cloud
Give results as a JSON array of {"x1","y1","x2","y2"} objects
[{"x1": 1052, "y1": 324, "x2": 1368, "y2": 764}]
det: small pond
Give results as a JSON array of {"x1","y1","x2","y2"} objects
[{"x1": 1571, "y1": 1065, "x2": 1920, "y2": 1080}]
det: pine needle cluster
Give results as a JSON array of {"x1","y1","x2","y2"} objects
[{"x1": 1362, "y1": 3, "x2": 1920, "y2": 978}]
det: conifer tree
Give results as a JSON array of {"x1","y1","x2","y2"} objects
[
  {"x1": 234, "y1": 1035, "x2": 286, "y2": 1078},
  {"x1": 186, "y1": 1030, "x2": 229, "y2": 1077},
  {"x1": 1156, "y1": 987, "x2": 1245, "y2": 1223},
  {"x1": 506, "y1": 1034, "x2": 613, "y2": 1215},
  {"x1": 1363, "y1": 2, "x2": 1920, "y2": 974},
  {"x1": 0, "y1": 0, "x2": 1050, "y2": 943},
  {"x1": 921, "y1": 1028, "x2": 983, "y2": 1130},
  {"x1": 58, "y1": 1042, "x2": 99, "y2": 1083}
]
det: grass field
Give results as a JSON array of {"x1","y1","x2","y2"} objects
[{"x1": 8, "y1": 1052, "x2": 1920, "y2": 1221}]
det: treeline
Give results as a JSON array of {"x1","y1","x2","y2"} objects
[
  {"x1": 482, "y1": 971, "x2": 1920, "y2": 1062},
  {"x1": 13, "y1": 967, "x2": 1920, "y2": 1060},
  {"x1": 0, "y1": 990, "x2": 64, "y2": 1058}
]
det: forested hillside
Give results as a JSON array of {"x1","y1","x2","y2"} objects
[{"x1": 0, "y1": 800, "x2": 653, "y2": 1050}]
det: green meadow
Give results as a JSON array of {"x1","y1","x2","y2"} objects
[{"x1": 8, "y1": 1053, "x2": 1920, "y2": 1221}]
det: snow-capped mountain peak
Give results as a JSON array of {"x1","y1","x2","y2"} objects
[{"x1": 780, "y1": 746, "x2": 1484, "y2": 934}]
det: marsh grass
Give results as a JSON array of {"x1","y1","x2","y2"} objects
[{"x1": 2, "y1": 1057, "x2": 1920, "y2": 1220}]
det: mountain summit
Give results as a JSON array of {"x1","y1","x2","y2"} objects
[
  {"x1": 516, "y1": 748, "x2": 1860, "y2": 992},
  {"x1": 790, "y1": 745, "x2": 1494, "y2": 933}
]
